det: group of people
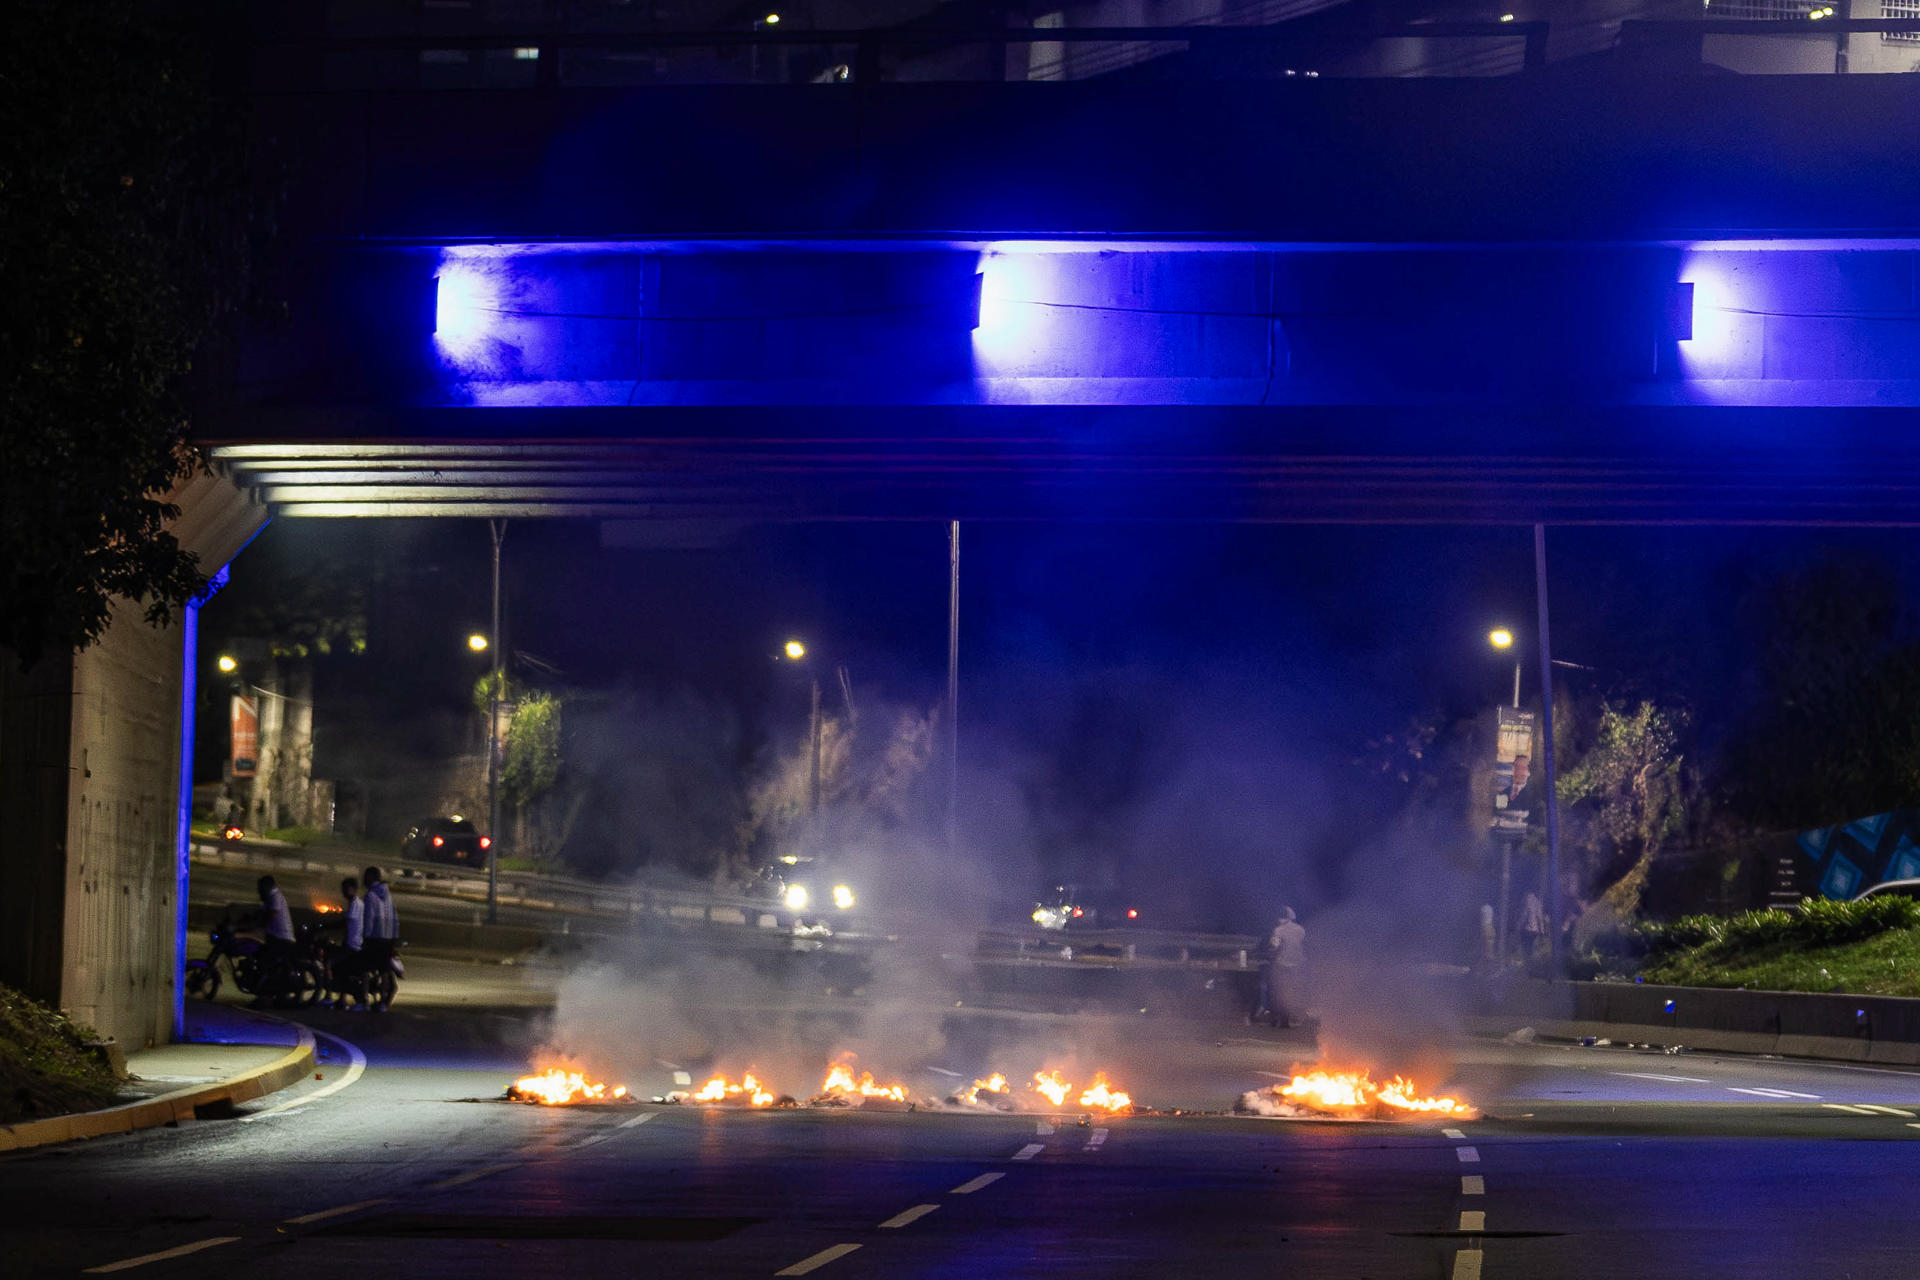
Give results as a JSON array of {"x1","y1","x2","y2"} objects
[{"x1": 253, "y1": 867, "x2": 400, "y2": 1011}]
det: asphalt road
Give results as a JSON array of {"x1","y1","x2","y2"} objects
[{"x1": 10, "y1": 960, "x2": 1920, "y2": 1279}]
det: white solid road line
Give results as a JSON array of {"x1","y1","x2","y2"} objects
[
  {"x1": 1824, "y1": 1103, "x2": 1877, "y2": 1115},
  {"x1": 1459, "y1": 1210, "x2": 1486, "y2": 1232},
  {"x1": 1613, "y1": 1072, "x2": 1713, "y2": 1084},
  {"x1": 1728, "y1": 1087, "x2": 1820, "y2": 1099},
  {"x1": 1456, "y1": 1147, "x2": 1480, "y2": 1164},
  {"x1": 1441, "y1": 1128, "x2": 1466, "y2": 1139},
  {"x1": 877, "y1": 1204, "x2": 941, "y2": 1230},
  {"x1": 1855, "y1": 1104, "x2": 1917, "y2": 1117},
  {"x1": 1012, "y1": 1143, "x2": 1046, "y2": 1161},
  {"x1": 1461, "y1": 1176, "x2": 1484, "y2": 1196},
  {"x1": 84, "y1": 1237, "x2": 242, "y2": 1274},
  {"x1": 283, "y1": 1198, "x2": 389, "y2": 1226},
  {"x1": 1035, "y1": 1122, "x2": 1055, "y2": 1135},
  {"x1": 242, "y1": 1029, "x2": 367, "y2": 1124},
  {"x1": 1452, "y1": 1247, "x2": 1484, "y2": 1280},
  {"x1": 617, "y1": 1111, "x2": 657, "y2": 1129},
  {"x1": 951, "y1": 1172, "x2": 1006, "y2": 1195},
  {"x1": 426, "y1": 1163, "x2": 518, "y2": 1190},
  {"x1": 775, "y1": 1244, "x2": 863, "y2": 1275}
]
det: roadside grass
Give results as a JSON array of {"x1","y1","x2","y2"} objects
[
  {"x1": 0, "y1": 984, "x2": 122, "y2": 1125},
  {"x1": 1639, "y1": 925, "x2": 1920, "y2": 996}
]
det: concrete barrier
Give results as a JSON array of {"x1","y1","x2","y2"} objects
[
  {"x1": 0, "y1": 1025, "x2": 316, "y2": 1154},
  {"x1": 1490, "y1": 980, "x2": 1920, "y2": 1066}
]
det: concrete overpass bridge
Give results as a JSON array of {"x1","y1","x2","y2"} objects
[{"x1": 13, "y1": 18, "x2": 1920, "y2": 1050}]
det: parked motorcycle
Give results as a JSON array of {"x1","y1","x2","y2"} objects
[{"x1": 182, "y1": 906, "x2": 326, "y2": 1007}]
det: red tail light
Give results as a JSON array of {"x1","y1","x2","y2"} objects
[
  {"x1": 1071, "y1": 907, "x2": 1083, "y2": 918},
  {"x1": 1127, "y1": 908, "x2": 1139, "y2": 919},
  {"x1": 479, "y1": 836, "x2": 491, "y2": 849},
  {"x1": 431, "y1": 835, "x2": 444, "y2": 847}
]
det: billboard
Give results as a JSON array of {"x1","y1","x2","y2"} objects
[
  {"x1": 1492, "y1": 706, "x2": 1537, "y2": 837},
  {"x1": 230, "y1": 695, "x2": 259, "y2": 777}
]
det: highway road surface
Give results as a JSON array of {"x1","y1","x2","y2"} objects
[{"x1": 8, "y1": 958, "x2": 1919, "y2": 1278}]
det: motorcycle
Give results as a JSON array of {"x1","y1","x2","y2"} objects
[
  {"x1": 220, "y1": 823, "x2": 245, "y2": 843},
  {"x1": 182, "y1": 909, "x2": 326, "y2": 1008}
]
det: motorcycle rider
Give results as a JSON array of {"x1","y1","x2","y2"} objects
[{"x1": 362, "y1": 866, "x2": 400, "y2": 1012}]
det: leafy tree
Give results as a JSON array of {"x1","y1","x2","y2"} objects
[
  {"x1": 501, "y1": 693, "x2": 562, "y2": 812},
  {"x1": 2, "y1": 2, "x2": 264, "y2": 665},
  {"x1": 1557, "y1": 699, "x2": 1699, "y2": 920},
  {"x1": 1727, "y1": 554, "x2": 1920, "y2": 828}
]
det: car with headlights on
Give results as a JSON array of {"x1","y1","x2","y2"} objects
[{"x1": 757, "y1": 855, "x2": 860, "y2": 931}]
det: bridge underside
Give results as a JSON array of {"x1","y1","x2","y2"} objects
[{"x1": 211, "y1": 404, "x2": 1920, "y2": 526}]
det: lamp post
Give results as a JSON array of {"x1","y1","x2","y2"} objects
[
  {"x1": 780, "y1": 638, "x2": 857, "y2": 818},
  {"x1": 1488, "y1": 628, "x2": 1520, "y2": 709},
  {"x1": 1488, "y1": 626, "x2": 1521, "y2": 959},
  {"x1": 485, "y1": 520, "x2": 505, "y2": 925}
]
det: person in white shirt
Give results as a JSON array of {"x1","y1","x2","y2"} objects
[
  {"x1": 361, "y1": 866, "x2": 400, "y2": 1011},
  {"x1": 329, "y1": 877, "x2": 366, "y2": 1009},
  {"x1": 1266, "y1": 907, "x2": 1308, "y2": 1029},
  {"x1": 252, "y1": 876, "x2": 296, "y2": 1009}
]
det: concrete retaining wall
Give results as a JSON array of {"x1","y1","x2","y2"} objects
[{"x1": 1494, "y1": 980, "x2": 1920, "y2": 1066}]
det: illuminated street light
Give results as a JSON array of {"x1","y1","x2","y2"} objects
[
  {"x1": 764, "y1": 11, "x2": 781, "y2": 23},
  {"x1": 784, "y1": 639, "x2": 807, "y2": 660},
  {"x1": 467, "y1": 633, "x2": 489, "y2": 652},
  {"x1": 1488, "y1": 628, "x2": 1513, "y2": 649},
  {"x1": 216, "y1": 655, "x2": 238, "y2": 674}
]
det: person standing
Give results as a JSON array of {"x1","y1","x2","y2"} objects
[
  {"x1": 329, "y1": 876, "x2": 366, "y2": 1009},
  {"x1": 252, "y1": 875, "x2": 296, "y2": 1009},
  {"x1": 362, "y1": 866, "x2": 400, "y2": 1012},
  {"x1": 1267, "y1": 907, "x2": 1307, "y2": 1028}
]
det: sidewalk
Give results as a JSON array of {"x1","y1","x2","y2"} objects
[{"x1": 0, "y1": 1003, "x2": 315, "y2": 1155}]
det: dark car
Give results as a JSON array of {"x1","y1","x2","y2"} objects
[
  {"x1": 401, "y1": 816, "x2": 491, "y2": 865},
  {"x1": 1030, "y1": 883, "x2": 1143, "y2": 931}
]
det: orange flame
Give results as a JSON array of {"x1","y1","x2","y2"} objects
[
  {"x1": 1032, "y1": 1069, "x2": 1071, "y2": 1108},
  {"x1": 509, "y1": 1067, "x2": 631, "y2": 1105},
  {"x1": 312, "y1": 902, "x2": 342, "y2": 914},
  {"x1": 820, "y1": 1057, "x2": 908, "y2": 1102},
  {"x1": 1273, "y1": 1067, "x2": 1469, "y2": 1118},
  {"x1": 1076, "y1": 1072, "x2": 1134, "y2": 1112},
  {"x1": 954, "y1": 1072, "x2": 1010, "y2": 1106},
  {"x1": 692, "y1": 1072, "x2": 776, "y2": 1106}
]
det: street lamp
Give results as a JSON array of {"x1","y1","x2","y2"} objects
[
  {"x1": 1488, "y1": 628, "x2": 1520, "y2": 708},
  {"x1": 468, "y1": 633, "x2": 489, "y2": 653},
  {"x1": 217, "y1": 654, "x2": 238, "y2": 674},
  {"x1": 784, "y1": 639, "x2": 806, "y2": 661}
]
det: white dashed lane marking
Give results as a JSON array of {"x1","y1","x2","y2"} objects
[
  {"x1": 1461, "y1": 1176, "x2": 1484, "y2": 1195},
  {"x1": 1451, "y1": 1248, "x2": 1484, "y2": 1280},
  {"x1": 951, "y1": 1172, "x2": 1005, "y2": 1195},
  {"x1": 1613, "y1": 1072, "x2": 1713, "y2": 1084},
  {"x1": 1011, "y1": 1143, "x2": 1046, "y2": 1161},
  {"x1": 775, "y1": 1244, "x2": 862, "y2": 1276},
  {"x1": 84, "y1": 1238, "x2": 242, "y2": 1274},
  {"x1": 1459, "y1": 1210, "x2": 1486, "y2": 1232},
  {"x1": 1856, "y1": 1104, "x2": 1916, "y2": 1117},
  {"x1": 877, "y1": 1204, "x2": 940, "y2": 1230},
  {"x1": 1035, "y1": 1122, "x2": 1055, "y2": 1135},
  {"x1": 1455, "y1": 1147, "x2": 1480, "y2": 1164},
  {"x1": 1825, "y1": 1104, "x2": 1877, "y2": 1115},
  {"x1": 1728, "y1": 1087, "x2": 1820, "y2": 1099},
  {"x1": 1441, "y1": 1128, "x2": 1466, "y2": 1140},
  {"x1": 427, "y1": 1163, "x2": 517, "y2": 1190},
  {"x1": 1085, "y1": 1128, "x2": 1108, "y2": 1151},
  {"x1": 617, "y1": 1111, "x2": 657, "y2": 1129},
  {"x1": 282, "y1": 1199, "x2": 388, "y2": 1226}
]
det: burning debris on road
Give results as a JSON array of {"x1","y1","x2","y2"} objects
[
  {"x1": 1236, "y1": 1067, "x2": 1473, "y2": 1121},
  {"x1": 672, "y1": 1072, "x2": 788, "y2": 1107},
  {"x1": 814, "y1": 1055, "x2": 910, "y2": 1107},
  {"x1": 506, "y1": 1067, "x2": 633, "y2": 1106}
]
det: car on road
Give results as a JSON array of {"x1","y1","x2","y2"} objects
[
  {"x1": 755, "y1": 856, "x2": 860, "y2": 931},
  {"x1": 1031, "y1": 883, "x2": 1143, "y2": 931},
  {"x1": 1852, "y1": 878, "x2": 1920, "y2": 902},
  {"x1": 402, "y1": 816, "x2": 491, "y2": 865}
]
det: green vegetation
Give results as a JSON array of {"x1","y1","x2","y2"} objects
[
  {"x1": 0, "y1": 984, "x2": 122, "y2": 1124},
  {"x1": 1582, "y1": 898, "x2": 1920, "y2": 996}
]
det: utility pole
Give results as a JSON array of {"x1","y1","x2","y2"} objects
[
  {"x1": 486, "y1": 519, "x2": 505, "y2": 926},
  {"x1": 946, "y1": 520, "x2": 961, "y2": 856},
  {"x1": 1535, "y1": 523, "x2": 1564, "y2": 977},
  {"x1": 808, "y1": 676, "x2": 823, "y2": 814}
]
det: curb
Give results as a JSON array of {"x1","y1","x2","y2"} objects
[{"x1": 0, "y1": 1024, "x2": 317, "y2": 1155}]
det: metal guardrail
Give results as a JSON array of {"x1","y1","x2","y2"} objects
[
  {"x1": 977, "y1": 926, "x2": 1261, "y2": 969},
  {"x1": 188, "y1": 839, "x2": 796, "y2": 932},
  {"x1": 190, "y1": 838, "x2": 1264, "y2": 969}
]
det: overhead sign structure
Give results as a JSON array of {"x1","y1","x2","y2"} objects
[{"x1": 1492, "y1": 706, "x2": 1536, "y2": 837}]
